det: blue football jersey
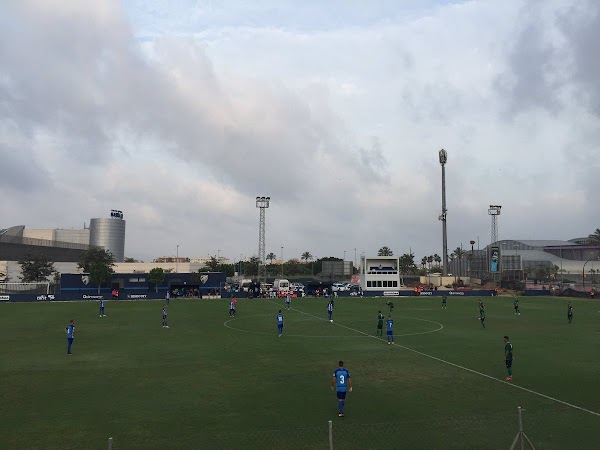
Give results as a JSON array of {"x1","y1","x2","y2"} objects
[
  {"x1": 386, "y1": 319, "x2": 393, "y2": 330},
  {"x1": 333, "y1": 368, "x2": 350, "y2": 392},
  {"x1": 162, "y1": 307, "x2": 167, "y2": 317},
  {"x1": 100, "y1": 299, "x2": 104, "y2": 308},
  {"x1": 327, "y1": 303, "x2": 333, "y2": 312},
  {"x1": 66, "y1": 324, "x2": 75, "y2": 339},
  {"x1": 276, "y1": 313, "x2": 284, "y2": 324},
  {"x1": 230, "y1": 301, "x2": 235, "y2": 309}
]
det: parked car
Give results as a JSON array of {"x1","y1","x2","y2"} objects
[{"x1": 332, "y1": 282, "x2": 349, "y2": 292}]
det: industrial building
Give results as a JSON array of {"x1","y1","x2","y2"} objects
[
  {"x1": 450, "y1": 239, "x2": 600, "y2": 282},
  {"x1": 1, "y1": 210, "x2": 127, "y2": 282}
]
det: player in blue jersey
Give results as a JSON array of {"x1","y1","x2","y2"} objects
[
  {"x1": 99, "y1": 298, "x2": 106, "y2": 317},
  {"x1": 285, "y1": 293, "x2": 291, "y2": 310},
  {"x1": 65, "y1": 319, "x2": 75, "y2": 355},
  {"x1": 162, "y1": 305, "x2": 169, "y2": 328},
  {"x1": 331, "y1": 360, "x2": 352, "y2": 417},
  {"x1": 386, "y1": 315, "x2": 394, "y2": 344},
  {"x1": 277, "y1": 310, "x2": 284, "y2": 336},
  {"x1": 327, "y1": 300, "x2": 334, "y2": 322},
  {"x1": 229, "y1": 298, "x2": 236, "y2": 318}
]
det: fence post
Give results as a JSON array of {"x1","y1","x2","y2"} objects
[
  {"x1": 328, "y1": 420, "x2": 333, "y2": 450},
  {"x1": 108, "y1": 437, "x2": 113, "y2": 450},
  {"x1": 510, "y1": 406, "x2": 535, "y2": 450}
]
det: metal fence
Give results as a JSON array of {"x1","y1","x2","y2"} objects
[
  {"x1": 102, "y1": 407, "x2": 549, "y2": 449},
  {"x1": 0, "y1": 282, "x2": 50, "y2": 294}
]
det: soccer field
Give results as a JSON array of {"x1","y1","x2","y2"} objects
[{"x1": 1, "y1": 296, "x2": 599, "y2": 449}]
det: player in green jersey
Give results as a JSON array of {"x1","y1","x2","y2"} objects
[
  {"x1": 442, "y1": 295, "x2": 447, "y2": 309},
  {"x1": 567, "y1": 302, "x2": 573, "y2": 323},
  {"x1": 376, "y1": 310, "x2": 385, "y2": 337},
  {"x1": 504, "y1": 336, "x2": 513, "y2": 381},
  {"x1": 513, "y1": 298, "x2": 520, "y2": 315},
  {"x1": 479, "y1": 301, "x2": 486, "y2": 328}
]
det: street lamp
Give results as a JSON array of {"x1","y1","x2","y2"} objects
[
  {"x1": 438, "y1": 149, "x2": 449, "y2": 276},
  {"x1": 470, "y1": 240, "x2": 475, "y2": 278},
  {"x1": 582, "y1": 257, "x2": 600, "y2": 289},
  {"x1": 218, "y1": 249, "x2": 220, "y2": 261},
  {"x1": 514, "y1": 245, "x2": 519, "y2": 281}
]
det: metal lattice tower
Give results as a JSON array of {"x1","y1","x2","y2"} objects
[
  {"x1": 488, "y1": 205, "x2": 502, "y2": 245},
  {"x1": 438, "y1": 150, "x2": 449, "y2": 276},
  {"x1": 256, "y1": 196, "x2": 270, "y2": 282}
]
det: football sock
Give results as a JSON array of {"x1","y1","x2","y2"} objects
[
  {"x1": 508, "y1": 367, "x2": 512, "y2": 376},
  {"x1": 339, "y1": 401, "x2": 344, "y2": 414}
]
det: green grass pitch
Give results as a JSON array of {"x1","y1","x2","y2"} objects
[{"x1": 1, "y1": 296, "x2": 599, "y2": 449}]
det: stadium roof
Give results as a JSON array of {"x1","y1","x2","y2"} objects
[{"x1": 508, "y1": 240, "x2": 577, "y2": 248}]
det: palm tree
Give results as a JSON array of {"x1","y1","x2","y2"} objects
[
  {"x1": 588, "y1": 228, "x2": 600, "y2": 244},
  {"x1": 427, "y1": 255, "x2": 433, "y2": 269},
  {"x1": 378, "y1": 246, "x2": 393, "y2": 256},
  {"x1": 433, "y1": 254, "x2": 441, "y2": 267},
  {"x1": 451, "y1": 247, "x2": 466, "y2": 278},
  {"x1": 266, "y1": 252, "x2": 277, "y2": 264},
  {"x1": 301, "y1": 252, "x2": 313, "y2": 262},
  {"x1": 421, "y1": 256, "x2": 427, "y2": 269}
]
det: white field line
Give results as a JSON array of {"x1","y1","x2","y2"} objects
[{"x1": 265, "y1": 299, "x2": 600, "y2": 418}]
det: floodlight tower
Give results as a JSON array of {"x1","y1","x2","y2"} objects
[
  {"x1": 438, "y1": 149, "x2": 449, "y2": 276},
  {"x1": 256, "y1": 196, "x2": 270, "y2": 282},
  {"x1": 488, "y1": 205, "x2": 502, "y2": 245}
]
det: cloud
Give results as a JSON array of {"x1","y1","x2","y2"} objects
[{"x1": 1, "y1": 0, "x2": 599, "y2": 262}]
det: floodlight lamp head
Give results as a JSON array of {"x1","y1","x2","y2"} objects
[
  {"x1": 488, "y1": 205, "x2": 502, "y2": 215},
  {"x1": 438, "y1": 149, "x2": 447, "y2": 164}
]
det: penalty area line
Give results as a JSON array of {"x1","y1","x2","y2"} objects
[{"x1": 267, "y1": 300, "x2": 600, "y2": 418}]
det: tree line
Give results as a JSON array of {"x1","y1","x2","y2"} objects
[{"x1": 7, "y1": 228, "x2": 600, "y2": 287}]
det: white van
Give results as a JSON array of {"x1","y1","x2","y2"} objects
[{"x1": 273, "y1": 279, "x2": 290, "y2": 292}]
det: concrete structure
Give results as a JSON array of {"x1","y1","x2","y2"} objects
[
  {"x1": 0, "y1": 225, "x2": 89, "y2": 263},
  {"x1": 54, "y1": 228, "x2": 90, "y2": 245},
  {"x1": 321, "y1": 260, "x2": 353, "y2": 279},
  {"x1": 360, "y1": 256, "x2": 402, "y2": 291},
  {"x1": 89, "y1": 216, "x2": 126, "y2": 262},
  {"x1": 1, "y1": 211, "x2": 128, "y2": 281}
]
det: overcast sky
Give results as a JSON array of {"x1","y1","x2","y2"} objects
[{"x1": 1, "y1": 0, "x2": 599, "y2": 263}]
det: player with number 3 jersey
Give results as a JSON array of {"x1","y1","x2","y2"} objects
[{"x1": 331, "y1": 360, "x2": 352, "y2": 417}]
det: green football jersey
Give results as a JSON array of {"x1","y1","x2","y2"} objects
[
  {"x1": 377, "y1": 313, "x2": 384, "y2": 326},
  {"x1": 505, "y1": 342, "x2": 513, "y2": 360},
  {"x1": 442, "y1": 296, "x2": 447, "y2": 303},
  {"x1": 568, "y1": 305, "x2": 573, "y2": 315}
]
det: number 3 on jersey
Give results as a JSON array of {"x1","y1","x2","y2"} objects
[{"x1": 339, "y1": 375, "x2": 345, "y2": 384}]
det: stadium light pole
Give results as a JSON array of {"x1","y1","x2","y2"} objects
[
  {"x1": 176, "y1": 244, "x2": 179, "y2": 274},
  {"x1": 438, "y1": 149, "x2": 449, "y2": 276},
  {"x1": 281, "y1": 246, "x2": 284, "y2": 277},
  {"x1": 256, "y1": 196, "x2": 271, "y2": 283}
]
